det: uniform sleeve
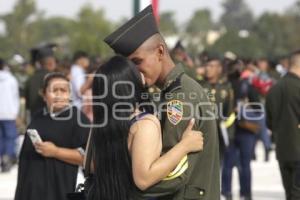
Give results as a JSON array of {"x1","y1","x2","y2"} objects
[
  {"x1": 141, "y1": 173, "x2": 188, "y2": 197},
  {"x1": 141, "y1": 84, "x2": 206, "y2": 196},
  {"x1": 265, "y1": 84, "x2": 282, "y2": 130},
  {"x1": 141, "y1": 101, "x2": 191, "y2": 196},
  {"x1": 72, "y1": 110, "x2": 90, "y2": 149},
  {"x1": 226, "y1": 85, "x2": 235, "y2": 117}
]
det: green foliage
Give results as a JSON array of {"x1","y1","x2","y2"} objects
[
  {"x1": 220, "y1": 0, "x2": 254, "y2": 30},
  {"x1": 209, "y1": 0, "x2": 300, "y2": 58},
  {"x1": 0, "y1": 0, "x2": 36, "y2": 58},
  {"x1": 159, "y1": 12, "x2": 177, "y2": 36},
  {"x1": 253, "y1": 12, "x2": 300, "y2": 58},
  {"x1": 0, "y1": 0, "x2": 299, "y2": 60},
  {"x1": 70, "y1": 5, "x2": 113, "y2": 57},
  {"x1": 185, "y1": 9, "x2": 214, "y2": 54},
  {"x1": 186, "y1": 9, "x2": 213, "y2": 35},
  {"x1": 0, "y1": 0, "x2": 113, "y2": 60},
  {"x1": 208, "y1": 30, "x2": 264, "y2": 58}
]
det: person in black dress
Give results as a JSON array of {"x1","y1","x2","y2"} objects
[{"x1": 15, "y1": 72, "x2": 90, "y2": 200}]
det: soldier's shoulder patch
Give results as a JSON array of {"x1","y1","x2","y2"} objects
[{"x1": 167, "y1": 100, "x2": 183, "y2": 125}]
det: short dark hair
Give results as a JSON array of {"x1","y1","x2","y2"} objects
[
  {"x1": 42, "y1": 72, "x2": 69, "y2": 94},
  {"x1": 0, "y1": 58, "x2": 4, "y2": 70},
  {"x1": 73, "y1": 51, "x2": 88, "y2": 62}
]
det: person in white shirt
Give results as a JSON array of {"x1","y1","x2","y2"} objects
[
  {"x1": 0, "y1": 58, "x2": 20, "y2": 172},
  {"x1": 70, "y1": 51, "x2": 90, "y2": 109}
]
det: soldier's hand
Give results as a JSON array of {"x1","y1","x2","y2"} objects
[{"x1": 181, "y1": 118, "x2": 204, "y2": 153}]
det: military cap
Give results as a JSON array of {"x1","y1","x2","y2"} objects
[
  {"x1": 104, "y1": 5, "x2": 159, "y2": 56},
  {"x1": 206, "y1": 52, "x2": 223, "y2": 63},
  {"x1": 173, "y1": 40, "x2": 185, "y2": 51}
]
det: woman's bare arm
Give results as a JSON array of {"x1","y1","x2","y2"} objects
[{"x1": 130, "y1": 115, "x2": 202, "y2": 191}]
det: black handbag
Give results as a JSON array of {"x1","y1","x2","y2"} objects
[
  {"x1": 67, "y1": 131, "x2": 94, "y2": 200},
  {"x1": 66, "y1": 183, "x2": 86, "y2": 200}
]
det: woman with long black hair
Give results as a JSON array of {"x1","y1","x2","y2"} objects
[{"x1": 88, "y1": 55, "x2": 203, "y2": 200}]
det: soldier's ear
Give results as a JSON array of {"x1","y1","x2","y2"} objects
[{"x1": 157, "y1": 43, "x2": 165, "y2": 61}]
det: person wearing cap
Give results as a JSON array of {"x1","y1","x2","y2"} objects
[
  {"x1": 170, "y1": 41, "x2": 196, "y2": 80},
  {"x1": 198, "y1": 55, "x2": 235, "y2": 165},
  {"x1": 25, "y1": 46, "x2": 57, "y2": 118},
  {"x1": 104, "y1": 5, "x2": 220, "y2": 200}
]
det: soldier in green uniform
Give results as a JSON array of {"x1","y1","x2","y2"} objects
[
  {"x1": 104, "y1": 5, "x2": 220, "y2": 200},
  {"x1": 170, "y1": 41, "x2": 196, "y2": 80},
  {"x1": 198, "y1": 56, "x2": 235, "y2": 163},
  {"x1": 266, "y1": 50, "x2": 300, "y2": 200}
]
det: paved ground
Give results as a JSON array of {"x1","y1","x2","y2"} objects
[{"x1": 0, "y1": 142, "x2": 284, "y2": 200}]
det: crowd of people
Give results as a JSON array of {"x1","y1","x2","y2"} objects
[{"x1": 0, "y1": 5, "x2": 299, "y2": 200}]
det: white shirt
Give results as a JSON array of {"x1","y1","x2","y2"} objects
[
  {"x1": 0, "y1": 69, "x2": 20, "y2": 120},
  {"x1": 70, "y1": 64, "x2": 85, "y2": 109}
]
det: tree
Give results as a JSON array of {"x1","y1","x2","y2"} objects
[
  {"x1": 27, "y1": 16, "x2": 76, "y2": 53},
  {"x1": 253, "y1": 12, "x2": 300, "y2": 58},
  {"x1": 70, "y1": 5, "x2": 113, "y2": 57},
  {"x1": 220, "y1": 0, "x2": 254, "y2": 31},
  {"x1": 159, "y1": 12, "x2": 177, "y2": 36},
  {"x1": 0, "y1": 0, "x2": 37, "y2": 58},
  {"x1": 185, "y1": 9, "x2": 214, "y2": 54},
  {"x1": 186, "y1": 9, "x2": 213, "y2": 35},
  {"x1": 286, "y1": 0, "x2": 300, "y2": 18},
  {"x1": 209, "y1": 30, "x2": 264, "y2": 58}
]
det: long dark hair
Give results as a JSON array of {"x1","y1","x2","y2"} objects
[{"x1": 88, "y1": 55, "x2": 149, "y2": 200}]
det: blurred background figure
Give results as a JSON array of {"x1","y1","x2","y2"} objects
[
  {"x1": 0, "y1": 58, "x2": 20, "y2": 173},
  {"x1": 199, "y1": 54, "x2": 235, "y2": 165},
  {"x1": 276, "y1": 55, "x2": 290, "y2": 77},
  {"x1": 25, "y1": 46, "x2": 57, "y2": 119},
  {"x1": 171, "y1": 40, "x2": 196, "y2": 79},
  {"x1": 70, "y1": 51, "x2": 90, "y2": 110},
  {"x1": 266, "y1": 50, "x2": 300, "y2": 200},
  {"x1": 222, "y1": 59, "x2": 261, "y2": 200},
  {"x1": 251, "y1": 58, "x2": 278, "y2": 97},
  {"x1": 80, "y1": 56, "x2": 102, "y2": 122}
]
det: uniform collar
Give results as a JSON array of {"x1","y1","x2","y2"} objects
[
  {"x1": 160, "y1": 64, "x2": 184, "y2": 91},
  {"x1": 286, "y1": 72, "x2": 300, "y2": 81}
]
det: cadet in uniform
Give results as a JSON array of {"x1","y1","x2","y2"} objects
[
  {"x1": 198, "y1": 56, "x2": 235, "y2": 163},
  {"x1": 170, "y1": 41, "x2": 196, "y2": 80},
  {"x1": 266, "y1": 50, "x2": 300, "y2": 200},
  {"x1": 104, "y1": 5, "x2": 220, "y2": 200}
]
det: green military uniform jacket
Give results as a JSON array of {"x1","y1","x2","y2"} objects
[
  {"x1": 266, "y1": 72, "x2": 300, "y2": 162},
  {"x1": 172, "y1": 58, "x2": 197, "y2": 81},
  {"x1": 199, "y1": 79, "x2": 235, "y2": 143},
  {"x1": 137, "y1": 65, "x2": 220, "y2": 200}
]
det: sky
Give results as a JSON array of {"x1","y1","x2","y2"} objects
[{"x1": 0, "y1": 0, "x2": 297, "y2": 24}]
